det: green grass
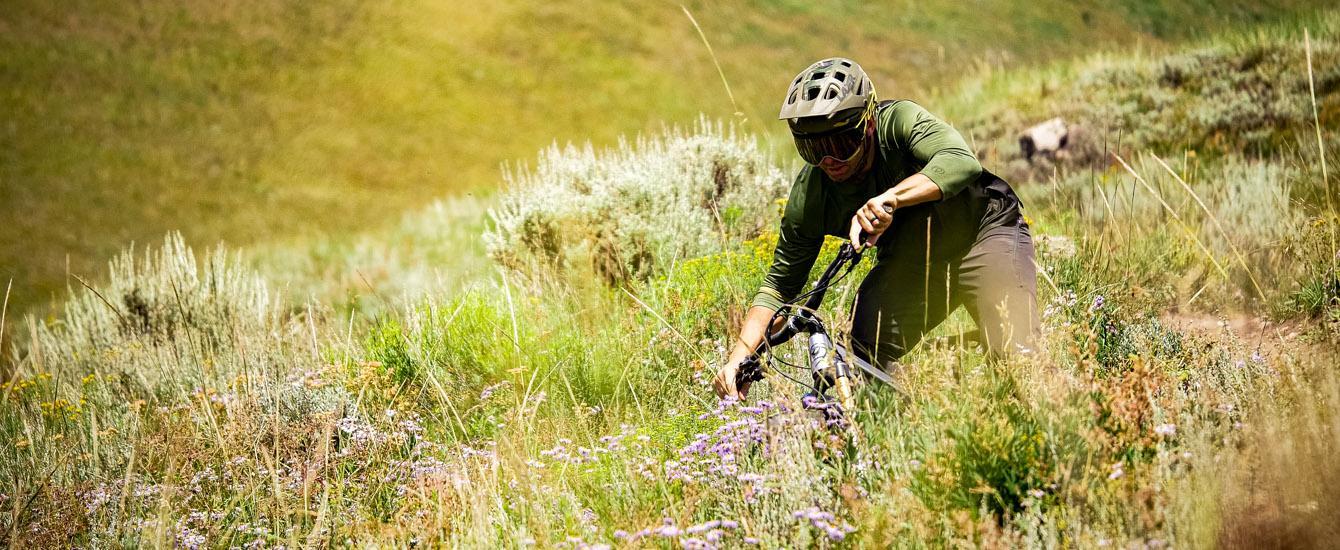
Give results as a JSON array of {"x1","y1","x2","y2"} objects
[
  {"x1": 3, "y1": 6, "x2": 1340, "y2": 548},
  {"x1": 1, "y1": 0, "x2": 1332, "y2": 316}
]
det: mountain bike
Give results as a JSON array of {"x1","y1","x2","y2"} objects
[{"x1": 734, "y1": 222, "x2": 898, "y2": 427}]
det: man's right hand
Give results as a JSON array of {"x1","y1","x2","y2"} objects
[
  {"x1": 716, "y1": 305, "x2": 782, "y2": 401},
  {"x1": 712, "y1": 356, "x2": 751, "y2": 400}
]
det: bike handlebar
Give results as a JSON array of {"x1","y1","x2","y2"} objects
[{"x1": 732, "y1": 203, "x2": 894, "y2": 388}]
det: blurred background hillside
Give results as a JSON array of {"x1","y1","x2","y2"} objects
[
  {"x1": 4, "y1": 3, "x2": 1340, "y2": 546},
  {"x1": 0, "y1": 0, "x2": 1331, "y2": 315}
]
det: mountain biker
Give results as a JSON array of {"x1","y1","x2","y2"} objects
[{"x1": 713, "y1": 57, "x2": 1038, "y2": 400}]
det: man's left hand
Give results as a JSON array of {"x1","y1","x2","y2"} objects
[{"x1": 848, "y1": 191, "x2": 898, "y2": 247}]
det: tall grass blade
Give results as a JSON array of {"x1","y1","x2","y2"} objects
[
  {"x1": 1150, "y1": 154, "x2": 1267, "y2": 302},
  {"x1": 1305, "y1": 29, "x2": 1331, "y2": 212},
  {"x1": 1114, "y1": 152, "x2": 1230, "y2": 280},
  {"x1": 681, "y1": 5, "x2": 743, "y2": 119}
]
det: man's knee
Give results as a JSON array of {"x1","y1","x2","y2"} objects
[{"x1": 978, "y1": 295, "x2": 1039, "y2": 359}]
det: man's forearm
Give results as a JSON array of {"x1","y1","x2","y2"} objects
[
  {"x1": 854, "y1": 173, "x2": 946, "y2": 243},
  {"x1": 891, "y1": 172, "x2": 944, "y2": 208},
  {"x1": 729, "y1": 305, "x2": 785, "y2": 361}
]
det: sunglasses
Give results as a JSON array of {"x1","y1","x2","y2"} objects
[
  {"x1": 793, "y1": 124, "x2": 867, "y2": 165},
  {"x1": 790, "y1": 103, "x2": 875, "y2": 166}
]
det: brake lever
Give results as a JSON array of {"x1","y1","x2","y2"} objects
[{"x1": 735, "y1": 355, "x2": 765, "y2": 386}]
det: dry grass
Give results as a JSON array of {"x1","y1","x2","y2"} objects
[{"x1": 1, "y1": 7, "x2": 1339, "y2": 548}]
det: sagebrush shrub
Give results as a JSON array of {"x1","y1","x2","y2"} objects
[
  {"x1": 485, "y1": 119, "x2": 787, "y2": 286},
  {"x1": 22, "y1": 233, "x2": 278, "y2": 387},
  {"x1": 962, "y1": 27, "x2": 1339, "y2": 184}
]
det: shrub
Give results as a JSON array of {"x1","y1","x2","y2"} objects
[
  {"x1": 19, "y1": 233, "x2": 281, "y2": 392},
  {"x1": 365, "y1": 319, "x2": 418, "y2": 385},
  {"x1": 1282, "y1": 216, "x2": 1340, "y2": 336},
  {"x1": 911, "y1": 367, "x2": 1083, "y2": 519},
  {"x1": 959, "y1": 25, "x2": 1339, "y2": 184},
  {"x1": 485, "y1": 119, "x2": 787, "y2": 286}
]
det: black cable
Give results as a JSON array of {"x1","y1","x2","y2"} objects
[
  {"x1": 760, "y1": 336, "x2": 823, "y2": 396},
  {"x1": 768, "y1": 360, "x2": 817, "y2": 391},
  {"x1": 765, "y1": 348, "x2": 806, "y2": 371},
  {"x1": 751, "y1": 250, "x2": 867, "y2": 395},
  {"x1": 787, "y1": 252, "x2": 862, "y2": 305}
]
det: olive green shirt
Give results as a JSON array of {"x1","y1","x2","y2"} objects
[{"x1": 752, "y1": 100, "x2": 984, "y2": 312}]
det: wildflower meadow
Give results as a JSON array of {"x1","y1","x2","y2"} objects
[{"x1": 2, "y1": 9, "x2": 1339, "y2": 549}]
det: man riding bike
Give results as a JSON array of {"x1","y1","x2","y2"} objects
[{"x1": 713, "y1": 57, "x2": 1038, "y2": 400}]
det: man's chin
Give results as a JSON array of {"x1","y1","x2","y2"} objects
[{"x1": 822, "y1": 167, "x2": 853, "y2": 181}]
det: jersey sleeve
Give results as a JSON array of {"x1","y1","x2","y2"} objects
[
  {"x1": 881, "y1": 100, "x2": 983, "y2": 199},
  {"x1": 751, "y1": 172, "x2": 824, "y2": 312}
]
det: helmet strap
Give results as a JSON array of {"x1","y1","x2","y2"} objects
[{"x1": 847, "y1": 110, "x2": 879, "y2": 176}]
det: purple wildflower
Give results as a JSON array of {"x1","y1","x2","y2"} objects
[
  {"x1": 1089, "y1": 294, "x2": 1105, "y2": 311},
  {"x1": 793, "y1": 506, "x2": 856, "y2": 541}
]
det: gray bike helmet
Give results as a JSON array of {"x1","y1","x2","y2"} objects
[{"x1": 778, "y1": 57, "x2": 876, "y2": 135}]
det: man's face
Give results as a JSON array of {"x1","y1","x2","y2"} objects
[
  {"x1": 789, "y1": 103, "x2": 875, "y2": 182},
  {"x1": 814, "y1": 122, "x2": 873, "y2": 182}
]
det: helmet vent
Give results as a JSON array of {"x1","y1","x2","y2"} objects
[
  {"x1": 805, "y1": 87, "x2": 820, "y2": 100},
  {"x1": 812, "y1": 72, "x2": 825, "y2": 80},
  {"x1": 824, "y1": 87, "x2": 838, "y2": 100},
  {"x1": 840, "y1": 60, "x2": 851, "y2": 67},
  {"x1": 834, "y1": 72, "x2": 846, "y2": 82}
]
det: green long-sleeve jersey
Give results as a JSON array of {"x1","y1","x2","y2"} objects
[{"x1": 752, "y1": 100, "x2": 995, "y2": 312}]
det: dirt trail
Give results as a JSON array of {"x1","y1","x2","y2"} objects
[{"x1": 1159, "y1": 312, "x2": 1305, "y2": 355}]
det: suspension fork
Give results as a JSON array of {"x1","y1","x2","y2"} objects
[{"x1": 807, "y1": 330, "x2": 857, "y2": 418}]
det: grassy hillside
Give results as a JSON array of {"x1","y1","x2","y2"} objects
[
  {"x1": 1, "y1": 0, "x2": 1331, "y2": 316},
  {"x1": 2, "y1": 12, "x2": 1338, "y2": 547}
]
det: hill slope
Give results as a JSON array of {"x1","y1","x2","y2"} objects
[
  {"x1": 0, "y1": 0, "x2": 1331, "y2": 314},
  {"x1": 2, "y1": 12, "x2": 1338, "y2": 547}
]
